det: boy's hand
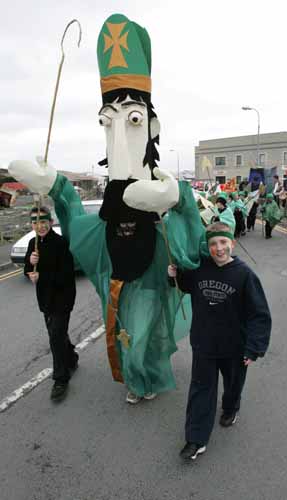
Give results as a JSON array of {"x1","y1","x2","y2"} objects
[
  {"x1": 168, "y1": 264, "x2": 177, "y2": 278},
  {"x1": 27, "y1": 272, "x2": 39, "y2": 284},
  {"x1": 30, "y1": 251, "x2": 39, "y2": 266},
  {"x1": 243, "y1": 357, "x2": 253, "y2": 366}
]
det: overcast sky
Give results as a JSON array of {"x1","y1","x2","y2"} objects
[{"x1": 2, "y1": 0, "x2": 287, "y2": 175}]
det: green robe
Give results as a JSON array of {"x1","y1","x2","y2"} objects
[
  {"x1": 262, "y1": 200, "x2": 282, "y2": 228},
  {"x1": 49, "y1": 175, "x2": 205, "y2": 396},
  {"x1": 229, "y1": 199, "x2": 248, "y2": 217}
]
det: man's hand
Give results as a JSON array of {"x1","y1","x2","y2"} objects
[
  {"x1": 123, "y1": 167, "x2": 179, "y2": 215},
  {"x1": 168, "y1": 264, "x2": 177, "y2": 278},
  {"x1": 8, "y1": 156, "x2": 57, "y2": 195},
  {"x1": 27, "y1": 272, "x2": 39, "y2": 284},
  {"x1": 29, "y1": 251, "x2": 39, "y2": 266}
]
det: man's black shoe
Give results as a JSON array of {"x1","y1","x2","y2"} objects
[
  {"x1": 219, "y1": 411, "x2": 237, "y2": 427},
  {"x1": 50, "y1": 382, "x2": 69, "y2": 401},
  {"x1": 179, "y1": 442, "x2": 206, "y2": 461}
]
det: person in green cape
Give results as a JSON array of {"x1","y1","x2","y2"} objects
[
  {"x1": 210, "y1": 192, "x2": 235, "y2": 234},
  {"x1": 261, "y1": 193, "x2": 282, "y2": 239},
  {"x1": 228, "y1": 191, "x2": 247, "y2": 238},
  {"x1": 9, "y1": 14, "x2": 205, "y2": 404}
]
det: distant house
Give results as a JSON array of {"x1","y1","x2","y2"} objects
[
  {"x1": 0, "y1": 182, "x2": 27, "y2": 207},
  {"x1": 1, "y1": 182, "x2": 27, "y2": 192},
  {"x1": 0, "y1": 189, "x2": 13, "y2": 207},
  {"x1": 57, "y1": 171, "x2": 99, "y2": 191}
]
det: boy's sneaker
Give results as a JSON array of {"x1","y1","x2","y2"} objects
[
  {"x1": 220, "y1": 411, "x2": 238, "y2": 427},
  {"x1": 143, "y1": 392, "x2": 157, "y2": 400},
  {"x1": 126, "y1": 391, "x2": 142, "y2": 404},
  {"x1": 50, "y1": 382, "x2": 69, "y2": 401},
  {"x1": 179, "y1": 442, "x2": 206, "y2": 461}
]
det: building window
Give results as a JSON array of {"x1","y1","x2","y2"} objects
[
  {"x1": 216, "y1": 176, "x2": 226, "y2": 184},
  {"x1": 236, "y1": 155, "x2": 242, "y2": 166},
  {"x1": 283, "y1": 151, "x2": 287, "y2": 164},
  {"x1": 215, "y1": 156, "x2": 226, "y2": 167},
  {"x1": 259, "y1": 153, "x2": 265, "y2": 165}
]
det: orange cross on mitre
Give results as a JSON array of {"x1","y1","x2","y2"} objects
[{"x1": 104, "y1": 22, "x2": 129, "y2": 69}]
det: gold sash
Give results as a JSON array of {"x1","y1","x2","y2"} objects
[{"x1": 106, "y1": 279, "x2": 124, "y2": 383}]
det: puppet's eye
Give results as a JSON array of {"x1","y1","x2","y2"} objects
[
  {"x1": 128, "y1": 111, "x2": 143, "y2": 126},
  {"x1": 99, "y1": 115, "x2": 112, "y2": 127}
]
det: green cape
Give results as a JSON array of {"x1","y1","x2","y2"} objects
[{"x1": 262, "y1": 200, "x2": 282, "y2": 227}]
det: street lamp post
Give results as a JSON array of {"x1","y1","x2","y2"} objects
[
  {"x1": 242, "y1": 106, "x2": 260, "y2": 167},
  {"x1": 169, "y1": 149, "x2": 180, "y2": 179}
]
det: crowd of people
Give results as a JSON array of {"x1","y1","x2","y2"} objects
[{"x1": 206, "y1": 174, "x2": 285, "y2": 240}]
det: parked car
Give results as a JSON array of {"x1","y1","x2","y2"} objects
[{"x1": 10, "y1": 200, "x2": 102, "y2": 266}]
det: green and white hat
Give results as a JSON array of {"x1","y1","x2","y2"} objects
[
  {"x1": 216, "y1": 192, "x2": 228, "y2": 201},
  {"x1": 97, "y1": 13, "x2": 152, "y2": 95}
]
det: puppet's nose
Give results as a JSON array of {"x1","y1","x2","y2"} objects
[{"x1": 108, "y1": 118, "x2": 132, "y2": 180}]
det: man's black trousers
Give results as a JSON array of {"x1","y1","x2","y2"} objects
[
  {"x1": 234, "y1": 209, "x2": 246, "y2": 237},
  {"x1": 247, "y1": 214, "x2": 256, "y2": 230},
  {"x1": 44, "y1": 312, "x2": 77, "y2": 383},
  {"x1": 265, "y1": 221, "x2": 272, "y2": 238},
  {"x1": 185, "y1": 355, "x2": 248, "y2": 446}
]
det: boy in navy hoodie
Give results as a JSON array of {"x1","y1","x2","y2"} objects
[{"x1": 168, "y1": 222, "x2": 271, "y2": 461}]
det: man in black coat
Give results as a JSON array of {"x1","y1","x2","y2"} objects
[{"x1": 24, "y1": 206, "x2": 77, "y2": 400}]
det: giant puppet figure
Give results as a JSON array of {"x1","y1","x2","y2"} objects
[{"x1": 9, "y1": 14, "x2": 205, "y2": 403}]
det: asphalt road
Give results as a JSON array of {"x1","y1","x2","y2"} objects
[{"x1": 1, "y1": 224, "x2": 287, "y2": 500}]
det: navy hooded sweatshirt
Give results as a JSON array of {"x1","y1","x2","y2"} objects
[{"x1": 174, "y1": 256, "x2": 271, "y2": 359}]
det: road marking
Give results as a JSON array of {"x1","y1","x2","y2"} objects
[
  {"x1": 275, "y1": 225, "x2": 287, "y2": 234},
  {"x1": 0, "y1": 324, "x2": 105, "y2": 413},
  {"x1": 0, "y1": 269, "x2": 23, "y2": 281},
  {"x1": 255, "y1": 220, "x2": 287, "y2": 234}
]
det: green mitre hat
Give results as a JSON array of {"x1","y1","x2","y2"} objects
[
  {"x1": 266, "y1": 193, "x2": 274, "y2": 199},
  {"x1": 97, "y1": 13, "x2": 152, "y2": 95}
]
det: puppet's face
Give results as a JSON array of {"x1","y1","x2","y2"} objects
[{"x1": 98, "y1": 96, "x2": 159, "y2": 181}]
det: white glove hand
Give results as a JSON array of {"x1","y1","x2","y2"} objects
[
  {"x1": 8, "y1": 156, "x2": 57, "y2": 195},
  {"x1": 123, "y1": 167, "x2": 179, "y2": 215}
]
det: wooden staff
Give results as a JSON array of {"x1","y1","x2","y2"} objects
[
  {"x1": 159, "y1": 215, "x2": 186, "y2": 320},
  {"x1": 33, "y1": 20, "x2": 82, "y2": 271}
]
